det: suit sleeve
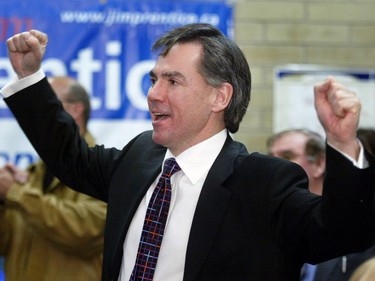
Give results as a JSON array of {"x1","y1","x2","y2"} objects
[
  {"x1": 4, "y1": 77, "x2": 120, "y2": 202},
  {"x1": 289, "y1": 146, "x2": 375, "y2": 263},
  {"x1": 239, "y1": 150, "x2": 375, "y2": 264}
]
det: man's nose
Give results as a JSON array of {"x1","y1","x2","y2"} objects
[{"x1": 148, "y1": 81, "x2": 166, "y2": 101}]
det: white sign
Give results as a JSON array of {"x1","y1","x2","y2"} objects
[{"x1": 273, "y1": 64, "x2": 375, "y2": 137}]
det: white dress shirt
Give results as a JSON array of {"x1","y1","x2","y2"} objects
[{"x1": 119, "y1": 129, "x2": 227, "y2": 281}]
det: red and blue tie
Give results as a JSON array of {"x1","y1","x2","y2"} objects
[{"x1": 130, "y1": 158, "x2": 181, "y2": 281}]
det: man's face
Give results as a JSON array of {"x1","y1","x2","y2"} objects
[
  {"x1": 147, "y1": 42, "x2": 220, "y2": 156},
  {"x1": 50, "y1": 79, "x2": 80, "y2": 123},
  {"x1": 269, "y1": 132, "x2": 315, "y2": 180}
]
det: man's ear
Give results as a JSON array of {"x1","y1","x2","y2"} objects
[
  {"x1": 69, "y1": 102, "x2": 84, "y2": 120},
  {"x1": 212, "y1": 82, "x2": 233, "y2": 113},
  {"x1": 312, "y1": 155, "x2": 326, "y2": 178}
]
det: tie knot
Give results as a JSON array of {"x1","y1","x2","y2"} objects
[{"x1": 162, "y1": 158, "x2": 181, "y2": 177}]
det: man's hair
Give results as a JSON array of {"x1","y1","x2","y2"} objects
[
  {"x1": 151, "y1": 23, "x2": 251, "y2": 133},
  {"x1": 66, "y1": 82, "x2": 91, "y2": 127},
  {"x1": 49, "y1": 76, "x2": 91, "y2": 128},
  {"x1": 266, "y1": 128, "x2": 325, "y2": 161}
]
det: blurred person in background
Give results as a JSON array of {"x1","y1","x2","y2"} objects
[
  {"x1": 267, "y1": 128, "x2": 326, "y2": 280},
  {"x1": 266, "y1": 128, "x2": 326, "y2": 195},
  {"x1": 0, "y1": 76, "x2": 107, "y2": 281}
]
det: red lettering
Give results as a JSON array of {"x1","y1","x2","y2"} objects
[{"x1": 0, "y1": 17, "x2": 34, "y2": 41}]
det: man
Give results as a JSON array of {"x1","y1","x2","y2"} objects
[
  {"x1": 266, "y1": 129, "x2": 326, "y2": 195},
  {"x1": 266, "y1": 129, "x2": 326, "y2": 280},
  {"x1": 1, "y1": 24, "x2": 374, "y2": 281},
  {"x1": 0, "y1": 76, "x2": 107, "y2": 281}
]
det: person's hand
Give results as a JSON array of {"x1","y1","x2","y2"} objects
[
  {"x1": 0, "y1": 167, "x2": 16, "y2": 201},
  {"x1": 6, "y1": 29, "x2": 48, "y2": 79},
  {"x1": 4, "y1": 163, "x2": 28, "y2": 184},
  {"x1": 314, "y1": 76, "x2": 361, "y2": 159}
]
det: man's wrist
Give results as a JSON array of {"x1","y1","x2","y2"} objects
[
  {"x1": 0, "y1": 69, "x2": 45, "y2": 98},
  {"x1": 327, "y1": 139, "x2": 368, "y2": 169}
]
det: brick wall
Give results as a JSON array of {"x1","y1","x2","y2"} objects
[{"x1": 233, "y1": 0, "x2": 375, "y2": 153}]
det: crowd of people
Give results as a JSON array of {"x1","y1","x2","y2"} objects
[{"x1": 0, "y1": 23, "x2": 374, "y2": 281}]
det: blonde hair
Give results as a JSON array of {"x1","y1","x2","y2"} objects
[{"x1": 349, "y1": 257, "x2": 375, "y2": 281}]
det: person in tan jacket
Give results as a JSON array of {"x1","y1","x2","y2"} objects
[{"x1": 0, "y1": 76, "x2": 107, "y2": 281}]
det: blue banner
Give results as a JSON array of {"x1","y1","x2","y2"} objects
[
  {"x1": 0, "y1": 0, "x2": 233, "y2": 168},
  {"x1": 0, "y1": 0, "x2": 233, "y2": 119}
]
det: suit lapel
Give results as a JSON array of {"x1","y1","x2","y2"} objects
[
  {"x1": 183, "y1": 136, "x2": 247, "y2": 281},
  {"x1": 110, "y1": 141, "x2": 166, "y2": 277}
]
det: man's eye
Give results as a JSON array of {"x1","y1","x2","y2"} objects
[
  {"x1": 150, "y1": 78, "x2": 156, "y2": 86},
  {"x1": 280, "y1": 151, "x2": 297, "y2": 161}
]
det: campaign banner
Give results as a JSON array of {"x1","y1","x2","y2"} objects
[{"x1": 0, "y1": 0, "x2": 233, "y2": 168}]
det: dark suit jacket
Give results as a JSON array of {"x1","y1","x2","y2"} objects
[{"x1": 5, "y1": 77, "x2": 375, "y2": 281}]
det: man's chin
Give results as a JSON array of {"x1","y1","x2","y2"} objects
[{"x1": 152, "y1": 131, "x2": 166, "y2": 146}]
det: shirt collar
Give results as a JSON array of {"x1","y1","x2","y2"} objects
[{"x1": 164, "y1": 129, "x2": 227, "y2": 184}]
